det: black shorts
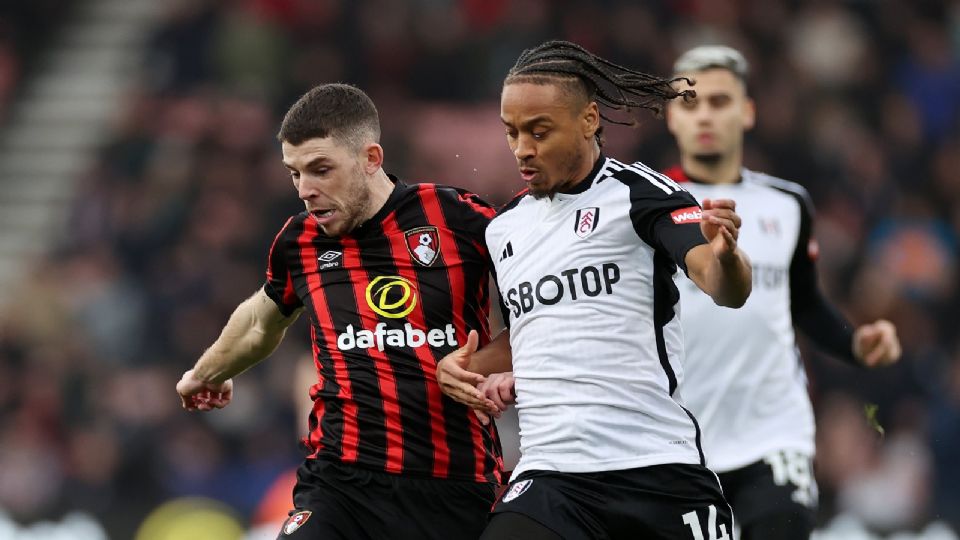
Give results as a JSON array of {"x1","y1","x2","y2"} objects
[
  {"x1": 489, "y1": 463, "x2": 733, "y2": 540},
  {"x1": 716, "y1": 451, "x2": 817, "y2": 539},
  {"x1": 277, "y1": 459, "x2": 497, "y2": 540}
]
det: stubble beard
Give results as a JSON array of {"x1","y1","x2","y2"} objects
[
  {"x1": 321, "y1": 169, "x2": 373, "y2": 237},
  {"x1": 693, "y1": 152, "x2": 723, "y2": 166},
  {"x1": 529, "y1": 145, "x2": 586, "y2": 200}
]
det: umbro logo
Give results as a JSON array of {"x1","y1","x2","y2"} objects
[
  {"x1": 499, "y1": 241, "x2": 514, "y2": 262},
  {"x1": 318, "y1": 250, "x2": 342, "y2": 270}
]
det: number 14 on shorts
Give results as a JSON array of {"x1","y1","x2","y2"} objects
[{"x1": 682, "y1": 505, "x2": 730, "y2": 540}]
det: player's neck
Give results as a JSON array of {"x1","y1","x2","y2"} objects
[
  {"x1": 567, "y1": 142, "x2": 602, "y2": 190},
  {"x1": 362, "y1": 169, "x2": 395, "y2": 221},
  {"x1": 680, "y1": 153, "x2": 741, "y2": 185}
]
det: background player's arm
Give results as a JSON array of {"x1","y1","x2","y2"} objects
[
  {"x1": 787, "y1": 197, "x2": 901, "y2": 367},
  {"x1": 177, "y1": 288, "x2": 302, "y2": 411},
  {"x1": 685, "y1": 198, "x2": 752, "y2": 307}
]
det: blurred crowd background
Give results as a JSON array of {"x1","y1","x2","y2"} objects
[{"x1": 0, "y1": 0, "x2": 958, "y2": 538}]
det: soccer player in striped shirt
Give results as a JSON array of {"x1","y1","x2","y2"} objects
[
  {"x1": 175, "y1": 83, "x2": 503, "y2": 540},
  {"x1": 438, "y1": 41, "x2": 752, "y2": 540},
  {"x1": 664, "y1": 45, "x2": 902, "y2": 539}
]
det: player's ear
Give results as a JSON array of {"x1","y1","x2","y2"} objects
[
  {"x1": 582, "y1": 101, "x2": 600, "y2": 141},
  {"x1": 742, "y1": 97, "x2": 756, "y2": 131},
  {"x1": 363, "y1": 143, "x2": 384, "y2": 174}
]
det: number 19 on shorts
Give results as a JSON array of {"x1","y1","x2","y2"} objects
[{"x1": 682, "y1": 505, "x2": 730, "y2": 540}]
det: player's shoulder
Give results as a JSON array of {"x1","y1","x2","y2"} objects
[
  {"x1": 279, "y1": 212, "x2": 310, "y2": 235},
  {"x1": 488, "y1": 188, "x2": 531, "y2": 225},
  {"x1": 742, "y1": 169, "x2": 815, "y2": 213},
  {"x1": 268, "y1": 212, "x2": 309, "y2": 254},
  {"x1": 412, "y1": 182, "x2": 497, "y2": 218},
  {"x1": 605, "y1": 156, "x2": 669, "y2": 180},
  {"x1": 602, "y1": 157, "x2": 687, "y2": 196},
  {"x1": 742, "y1": 169, "x2": 811, "y2": 200}
]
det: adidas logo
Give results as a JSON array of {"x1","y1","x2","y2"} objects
[{"x1": 499, "y1": 241, "x2": 514, "y2": 262}]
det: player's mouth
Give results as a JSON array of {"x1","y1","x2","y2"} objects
[
  {"x1": 696, "y1": 133, "x2": 715, "y2": 145},
  {"x1": 310, "y1": 208, "x2": 337, "y2": 225},
  {"x1": 519, "y1": 167, "x2": 539, "y2": 183}
]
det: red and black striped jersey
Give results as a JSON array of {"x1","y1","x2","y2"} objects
[{"x1": 263, "y1": 178, "x2": 502, "y2": 483}]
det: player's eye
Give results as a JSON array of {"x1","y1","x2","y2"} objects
[
  {"x1": 505, "y1": 128, "x2": 518, "y2": 139},
  {"x1": 532, "y1": 130, "x2": 548, "y2": 140},
  {"x1": 709, "y1": 95, "x2": 731, "y2": 108}
]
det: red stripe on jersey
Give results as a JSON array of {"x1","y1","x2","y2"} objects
[
  {"x1": 457, "y1": 191, "x2": 497, "y2": 219},
  {"x1": 341, "y1": 236, "x2": 405, "y2": 473},
  {"x1": 382, "y1": 209, "x2": 452, "y2": 478},
  {"x1": 418, "y1": 186, "x2": 469, "y2": 344},
  {"x1": 282, "y1": 268, "x2": 297, "y2": 306},
  {"x1": 416, "y1": 185, "x2": 488, "y2": 482},
  {"x1": 303, "y1": 331, "x2": 326, "y2": 454},
  {"x1": 300, "y1": 219, "x2": 360, "y2": 462},
  {"x1": 663, "y1": 165, "x2": 688, "y2": 183}
]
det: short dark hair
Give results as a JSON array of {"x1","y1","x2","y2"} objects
[
  {"x1": 505, "y1": 40, "x2": 693, "y2": 142},
  {"x1": 277, "y1": 83, "x2": 381, "y2": 149}
]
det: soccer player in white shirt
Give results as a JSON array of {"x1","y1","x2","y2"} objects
[
  {"x1": 663, "y1": 45, "x2": 902, "y2": 539},
  {"x1": 437, "y1": 40, "x2": 752, "y2": 540}
]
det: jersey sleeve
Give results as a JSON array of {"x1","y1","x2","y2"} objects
[
  {"x1": 616, "y1": 167, "x2": 708, "y2": 274},
  {"x1": 650, "y1": 216, "x2": 708, "y2": 275},
  {"x1": 787, "y1": 189, "x2": 857, "y2": 364},
  {"x1": 263, "y1": 216, "x2": 303, "y2": 317}
]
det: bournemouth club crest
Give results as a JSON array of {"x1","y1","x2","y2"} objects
[
  {"x1": 405, "y1": 226, "x2": 441, "y2": 266},
  {"x1": 574, "y1": 207, "x2": 600, "y2": 238},
  {"x1": 282, "y1": 510, "x2": 312, "y2": 535}
]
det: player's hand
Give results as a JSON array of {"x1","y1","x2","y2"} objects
[
  {"x1": 700, "y1": 198, "x2": 741, "y2": 260},
  {"x1": 853, "y1": 320, "x2": 901, "y2": 367},
  {"x1": 437, "y1": 330, "x2": 498, "y2": 423},
  {"x1": 479, "y1": 372, "x2": 516, "y2": 416},
  {"x1": 176, "y1": 369, "x2": 233, "y2": 412}
]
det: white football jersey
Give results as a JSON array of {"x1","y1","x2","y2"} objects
[
  {"x1": 673, "y1": 167, "x2": 817, "y2": 472},
  {"x1": 487, "y1": 156, "x2": 711, "y2": 479}
]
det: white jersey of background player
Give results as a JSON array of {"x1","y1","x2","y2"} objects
[{"x1": 665, "y1": 45, "x2": 902, "y2": 540}]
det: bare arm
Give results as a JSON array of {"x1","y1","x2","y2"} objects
[
  {"x1": 468, "y1": 328, "x2": 512, "y2": 376},
  {"x1": 194, "y1": 288, "x2": 301, "y2": 381},
  {"x1": 685, "y1": 198, "x2": 752, "y2": 307},
  {"x1": 177, "y1": 288, "x2": 302, "y2": 410},
  {"x1": 436, "y1": 329, "x2": 512, "y2": 415}
]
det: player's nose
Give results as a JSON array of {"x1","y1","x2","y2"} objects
[
  {"x1": 514, "y1": 134, "x2": 536, "y2": 160},
  {"x1": 297, "y1": 177, "x2": 320, "y2": 200}
]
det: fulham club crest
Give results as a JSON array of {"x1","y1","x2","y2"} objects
[
  {"x1": 282, "y1": 510, "x2": 312, "y2": 535},
  {"x1": 574, "y1": 207, "x2": 600, "y2": 238},
  {"x1": 501, "y1": 479, "x2": 533, "y2": 503},
  {"x1": 405, "y1": 226, "x2": 441, "y2": 266}
]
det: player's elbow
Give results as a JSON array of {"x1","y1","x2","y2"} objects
[
  {"x1": 714, "y1": 288, "x2": 749, "y2": 308},
  {"x1": 712, "y1": 274, "x2": 751, "y2": 308}
]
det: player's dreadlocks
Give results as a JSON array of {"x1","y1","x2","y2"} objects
[{"x1": 505, "y1": 40, "x2": 694, "y2": 143}]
